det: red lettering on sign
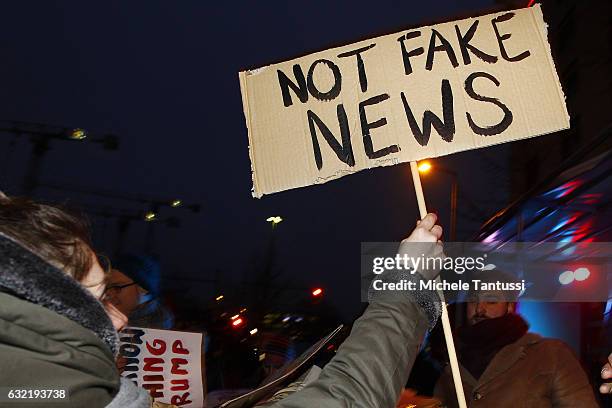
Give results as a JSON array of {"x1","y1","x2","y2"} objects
[
  {"x1": 171, "y1": 358, "x2": 188, "y2": 375},
  {"x1": 171, "y1": 392, "x2": 193, "y2": 406},
  {"x1": 172, "y1": 340, "x2": 190, "y2": 355},
  {"x1": 170, "y1": 379, "x2": 189, "y2": 391},
  {"x1": 146, "y1": 339, "x2": 167, "y2": 355},
  {"x1": 143, "y1": 375, "x2": 164, "y2": 382},
  {"x1": 143, "y1": 382, "x2": 164, "y2": 399},
  {"x1": 143, "y1": 357, "x2": 165, "y2": 372}
]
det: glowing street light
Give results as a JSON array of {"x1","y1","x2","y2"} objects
[
  {"x1": 249, "y1": 328, "x2": 258, "y2": 335},
  {"x1": 416, "y1": 160, "x2": 458, "y2": 241},
  {"x1": 144, "y1": 211, "x2": 157, "y2": 222},
  {"x1": 215, "y1": 295, "x2": 224, "y2": 301},
  {"x1": 266, "y1": 216, "x2": 283, "y2": 228},
  {"x1": 170, "y1": 199, "x2": 182, "y2": 208},
  {"x1": 417, "y1": 161, "x2": 432, "y2": 174},
  {"x1": 312, "y1": 288, "x2": 323, "y2": 297},
  {"x1": 69, "y1": 128, "x2": 87, "y2": 140}
]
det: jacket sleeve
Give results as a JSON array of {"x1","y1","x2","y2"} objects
[
  {"x1": 433, "y1": 369, "x2": 459, "y2": 408},
  {"x1": 272, "y1": 272, "x2": 440, "y2": 408},
  {"x1": 550, "y1": 341, "x2": 599, "y2": 408}
]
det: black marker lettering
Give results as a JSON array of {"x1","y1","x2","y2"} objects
[
  {"x1": 307, "y1": 105, "x2": 355, "y2": 170},
  {"x1": 455, "y1": 20, "x2": 498, "y2": 65},
  {"x1": 401, "y1": 79, "x2": 455, "y2": 145},
  {"x1": 338, "y1": 44, "x2": 376, "y2": 93},
  {"x1": 277, "y1": 65, "x2": 308, "y2": 107},
  {"x1": 465, "y1": 71, "x2": 513, "y2": 136},
  {"x1": 426, "y1": 29, "x2": 459, "y2": 71},
  {"x1": 492, "y1": 13, "x2": 531, "y2": 62},
  {"x1": 359, "y1": 94, "x2": 399, "y2": 159},
  {"x1": 397, "y1": 31, "x2": 424, "y2": 76},
  {"x1": 307, "y1": 59, "x2": 342, "y2": 101}
]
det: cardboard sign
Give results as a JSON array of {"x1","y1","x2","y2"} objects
[
  {"x1": 239, "y1": 5, "x2": 568, "y2": 197},
  {"x1": 119, "y1": 327, "x2": 205, "y2": 408}
]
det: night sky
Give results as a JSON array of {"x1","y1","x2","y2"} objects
[{"x1": 0, "y1": 0, "x2": 516, "y2": 320}]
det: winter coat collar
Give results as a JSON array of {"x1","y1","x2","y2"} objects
[
  {"x1": 476, "y1": 332, "x2": 541, "y2": 388},
  {"x1": 0, "y1": 232, "x2": 118, "y2": 354}
]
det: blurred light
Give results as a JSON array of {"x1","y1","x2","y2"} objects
[
  {"x1": 546, "y1": 180, "x2": 581, "y2": 199},
  {"x1": 232, "y1": 318, "x2": 244, "y2": 327},
  {"x1": 295, "y1": 316, "x2": 304, "y2": 323},
  {"x1": 215, "y1": 295, "x2": 224, "y2": 301},
  {"x1": 240, "y1": 308, "x2": 247, "y2": 313},
  {"x1": 231, "y1": 314, "x2": 240, "y2": 320},
  {"x1": 171, "y1": 199, "x2": 182, "y2": 208},
  {"x1": 312, "y1": 288, "x2": 323, "y2": 297},
  {"x1": 259, "y1": 353, "x2": 266, "y2": 361},
  {"x1": 249, "y1": 328, "x2": 258, "y2": 335},
  {"x1": 559, "y1": 270, "x2": 574, "y2": 285},
  {"x1": 573, "y1": 267, "x2": 590, "y2": 281},
  {"x1": 550, "y1": 216, "x2": 578, "y2": 234},
  {"x1": 604, "y1": 301, "x2": 612, "y2": 323},
  {"x1": 282, "y1": 316, "x2": 291, "y2": 323},
  {"x1": 69, "y1": 128, "x2": 87, "y2": 140},
  {"x1": 144, "y1": 212, "x2": 157, "y2": 222},
  {"x1": 417, "y1": 161, "x2": 432, "y2": 174},
  {"x1": 482, "y1": 230, "x2": 499, "y2": 245},
  {"x1": 266, "y1": 216, "x2": 283, "y2": 226}
]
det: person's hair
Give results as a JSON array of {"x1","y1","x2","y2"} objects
[{"x1": 0, "y1": 195, "x2": 93, "y2": 281}]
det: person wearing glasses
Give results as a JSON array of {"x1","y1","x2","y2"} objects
[
  {"x1": 0, "y1": 195, "x2": 151, "y2": 407},
  {"x1": 106, "y1": 254, "x2": 174, "y2": 329}
]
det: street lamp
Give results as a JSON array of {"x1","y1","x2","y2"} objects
[
  {"x1": 417, "y1": 161, "x2": 432, "y2": 174},
  {"x1": 417, "y1": 160, "x2": 458, "y2": 241},
  {"x1": 69, "y1": 128, "x2": 87, "y2": 140},
  {"x1": 266, "y1": 216, "x2": 283, "y2": 228},
  {"x1": 144, "y1": 211, "x2": 157, "y2": 222}
]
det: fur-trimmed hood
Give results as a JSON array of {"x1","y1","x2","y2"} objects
[{"x1": 0, "y1": 232, "x2": 118, "y2": 354}]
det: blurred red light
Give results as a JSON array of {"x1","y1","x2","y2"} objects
[{"x1": 312, "y1": 288, "x2": 323, "y2": 297}]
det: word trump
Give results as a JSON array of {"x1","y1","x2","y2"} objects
[
  {"x1": 120, "y1": 328, "x2": 204, "y2": 408},
  {"x1": 240, "y1": 5, "x2": 568, "y2": 197}
]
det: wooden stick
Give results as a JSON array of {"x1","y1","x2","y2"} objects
[{"x1": 410, "y1": 161, "x2": 467, "y2": 408}]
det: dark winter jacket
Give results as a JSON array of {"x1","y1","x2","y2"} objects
[
  {"x1": 0, "y1": 232, "x2": 150, "y2": 408},
  {"x1": 434, "y1": 332, "x2": 599, "y2": 408},
  {"x1": 270, "y1": 268, "x2": 442, "y2": 407}
]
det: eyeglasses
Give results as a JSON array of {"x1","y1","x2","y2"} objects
[{"x1": 102, "y1": 281, "x2": 138, "y2": 302}]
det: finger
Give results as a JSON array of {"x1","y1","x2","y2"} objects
[
  {"x1": 418, "y1": 213, "x2": 437, "y2": 231},
  {"x1": 602, "y1": 362, "x2": 612, "y2": 380},
  {"x1": 431, "y1": 225, "x2": 443, "y2": 240},
  {"x1": 600, "y1": 382, "x2": 612, "y2": 394}
]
